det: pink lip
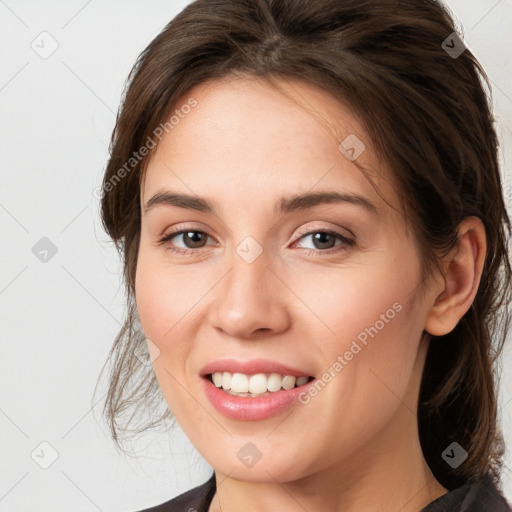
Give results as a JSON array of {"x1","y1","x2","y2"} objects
[
  {"x1": 201, "y1": 375, "x2": 317, "y2": 421},
  {"x1": 199, "y1": 358, "x2": 313, "y2": 378}
]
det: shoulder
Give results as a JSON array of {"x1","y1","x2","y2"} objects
[
  {"x1": 133, "y1": 472, "x2": 216, "y2": 512},
  {"x1": 422, "y1": 474, "x2": 512, "y2": 512}
]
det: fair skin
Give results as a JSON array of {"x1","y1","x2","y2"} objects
[{"x1": 135, "y1": 76, "x2": 486, "y2": 512}]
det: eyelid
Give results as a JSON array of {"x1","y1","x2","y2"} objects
[
  {"x1": 159, "y1": 221, "x2": 354, "y2": 238},
  {"x1": 157, "y1": 221, "x2": 210, "y2": 238},
  {"x1": 293, "y1": 223, "x2": 355, "y2": 241}
]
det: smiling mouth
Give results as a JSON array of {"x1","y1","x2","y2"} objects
[{"x1": 205, "y1": 372, "x2": 315, "y2": 397}]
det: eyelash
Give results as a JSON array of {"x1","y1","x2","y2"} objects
[{"x1": 156, "y1": 226, "x2": 355, "y2": 256}]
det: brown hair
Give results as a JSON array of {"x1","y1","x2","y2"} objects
[{"x1": 95, "y1": 0, "x2": 512, "y2": 491}]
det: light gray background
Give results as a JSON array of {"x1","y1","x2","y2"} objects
[{"x1": 1, "y1": 1, "x2": 511, "y2": 511}]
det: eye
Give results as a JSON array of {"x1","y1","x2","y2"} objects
[
  {"x1": 157, "y1": 227, "x2": 355, "y2": 256},
  {"x1": 292, "y1": 228, "x2": 355, "y2": 254},
  {"x1": 157, "y1": 229, "x2": 214, "y2": 254}
]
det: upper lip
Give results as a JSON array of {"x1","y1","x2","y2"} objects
[{"x1": 200, "y1": 358, "x2": 313, "y2": 378}]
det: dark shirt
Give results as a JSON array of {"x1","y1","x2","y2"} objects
[{"x1": 134, "y1": 472, "x2": 512, "y2": 511}]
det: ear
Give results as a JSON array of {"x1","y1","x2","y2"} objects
[{"x1": 424, "y1": 216, "x2": 487, "y2": 337}]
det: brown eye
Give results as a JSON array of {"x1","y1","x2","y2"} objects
[
  {"x1": 179, "y1": 231, "x2": 208, "y2": 248},
  {"x1": 294, "y1": 229, "x2": 355, "y2": 253},
  {"x1": 159, "y1": 229, "x2": 212, "y2": 251},
  {"x1": 310, "y1": 232, "x2": 337, "y2": 250}
]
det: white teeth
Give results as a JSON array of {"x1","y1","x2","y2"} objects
[
  {"x1": 282, "y1": 375, "x2": 296, "y2": 390},
  {"x1": 267, "y1": 373, "x2": 283, "y2": 392},
  {"x1": 212, "y1": 372, "x2": 223, "y2": 387},
  {"x1": 249, "y1": 373, "x2": 267, "y2": 394},
  {"x1": 221, "y1": 371, "x2": 232, "y2": 390},
  {"x1": 210, "y1": 371, "x2": 311, "y2": 394},
  {"x1": 296, "y1": 376, "x2": 309, "y2": 386},
  {"x1": 231, "y1": 373, "x2": 249, "y2": 393}
]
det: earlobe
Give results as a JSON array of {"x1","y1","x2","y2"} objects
[{"x1": 424, "y1": 216, "x2": 487, "y2": 337}]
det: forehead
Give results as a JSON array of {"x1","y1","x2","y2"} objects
[{"x1": 141, "y1": 75, "x2": 400, "y2": 217}]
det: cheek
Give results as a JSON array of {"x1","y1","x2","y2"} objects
[
  {"x1": 134, "y1": 246, "x2": 191, "y2": 345},
  {"x1": 134, "y1": 244, "x2": 219, "y2": 383},
  {"x1": 299, "y1": 245, "x2": 424, "y2": 402},
  {"x1": 134, "y1": 252, "x2": 199, "y2": 416},
  {"x1": 292, "y1": 285, "x2": 422, "y2": 464},
  {"x1": 294, "y1": 250, "x2": 419, "y2": 353},
  {"x1": 135, "y1": 259, "x2": 167, "y2": 341}
]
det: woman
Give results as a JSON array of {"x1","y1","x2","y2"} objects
[{"x1": 97, "y1": 0, "x2": 512, "y2": 510}]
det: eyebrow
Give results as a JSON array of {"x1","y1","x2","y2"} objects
[{"x1": 143, "y1": 189, "x2": 378, "y2": 215}]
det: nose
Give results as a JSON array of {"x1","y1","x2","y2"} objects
[{"x1": 208, "y1": 247, "x2": 291, "y2": 340}]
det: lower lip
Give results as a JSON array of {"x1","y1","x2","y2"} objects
[{"x1": 202, "y1": 376, "x2": 316, "y2": 421}]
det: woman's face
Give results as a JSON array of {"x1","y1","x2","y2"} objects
[{"x1": 136, "y1": 76, "x2": 437, "y2": 483}]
